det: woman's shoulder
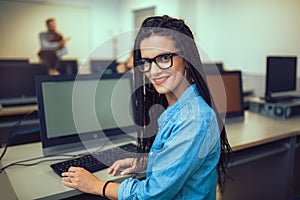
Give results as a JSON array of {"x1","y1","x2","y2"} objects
[{"x1": 180, "y1": 95, "x2": 215, "y2": 121}]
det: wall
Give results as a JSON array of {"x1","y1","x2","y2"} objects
[
  {"x1": 0, "y1": 0, "x2": 119, "y2": 63},
  {"x1": 1, "y1": 0, "x2": 300, "y2": 78},
  {"x1": 207, "y1": 0, "x2": 300, "y2": 77},
  {"x1": 0, "y1": 0, "x2": 90, "y2": 62}
]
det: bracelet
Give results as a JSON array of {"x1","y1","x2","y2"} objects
[{"x1": 102, "y1": 181, "x2": 113, "y2": 199}]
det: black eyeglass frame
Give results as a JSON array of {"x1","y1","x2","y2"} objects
[{"x1": 136, "y1": 51, "x2": 182, "y2": 73}]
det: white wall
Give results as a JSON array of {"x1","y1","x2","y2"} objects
[
  {"x1": 207, "y1": 0, "x2": 300, "y2": 77},
  {"x1": 1, "y1": 0, "x2": 300, "y2": 77},
  {"x1": 0, "y1": 0, "x2": 90, "y2": 62},
  {"x1": 0, "y1": 0, "x2": 119, "y2": 63}
]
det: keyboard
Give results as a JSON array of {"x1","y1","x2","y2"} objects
[{"x1": 50, "y1": 143, "x2": 137, "y2": 176}]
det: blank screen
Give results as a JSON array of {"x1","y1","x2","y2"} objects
[
  {"x1": 266, "y1": 56, "x2": 297, "y2": 94},
  {"x1": 0, "y1": 64, "x2": 48, "y2": 99},
  {"x1": 41, "y1": 77, "x2": 134, "y2": 139}
]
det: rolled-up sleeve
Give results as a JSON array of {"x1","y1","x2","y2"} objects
[{"x1": 118, "y1": 178, "x2": 140, "y2": 200}]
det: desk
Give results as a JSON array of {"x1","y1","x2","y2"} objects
[
  {"x1": 0, "y1": 105, "x2": 38, "y2": 117},
  {"x1": 223, "y1": 112, "x2": 300, "y2": 200},
  {"x1": 1, "y1": 111, "x2": 300, "y2": 199},
  {"x1": 0, "y1": 105, "x2": 39, "y2": 146},
  {"x1": 0, "y1": 141, "x2": 133, "y2": 200}
]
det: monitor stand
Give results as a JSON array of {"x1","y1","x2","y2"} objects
[{"x1": 262, "y1": 93, "x2": 300, "y2": 103}]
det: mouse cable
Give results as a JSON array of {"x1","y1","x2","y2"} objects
[
  {"x1": 0, "y1": 153, "x2": 78, "y2": 174},
  {"x1": 0, "y1": 110, "x2": 37, "y2": 160}
]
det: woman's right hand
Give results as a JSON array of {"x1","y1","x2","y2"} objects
[{"x1": 107, "y1": 158, "x2": 136, "y2": 176}]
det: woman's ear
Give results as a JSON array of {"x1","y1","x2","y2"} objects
[
  {"x1": 185, "y1": 65, "x2": 194, "y2": 83},
  {"x1": 184, "y1": 60, "x2": 190, "y2": 69}
]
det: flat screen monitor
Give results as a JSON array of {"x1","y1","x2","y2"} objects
[
  {"x1": 203, "y1": 62, "x2": 224, "y2": 74},
  {"x1": 0, "y1": 63, "x2": 48, "y2": 107},
  {"x1": 206, "y1": 70, "x2": 244, "y2": 120},
  {"x1": 35, "y1": 74, "x2": 135, "y2": 156},
  {"x1": 57, "y1": 60, "x2": 78, "y2": 75},
  {"x1": 0, "y1": 59, "x2": 29, "y2": 64},
  {"x1": 90, "y1": 59, "x2": 118, "y2": 74},
  {"x1": 265, "y1": 56, "x2": 297, "y2": 99}
]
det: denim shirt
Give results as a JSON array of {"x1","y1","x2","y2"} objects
[{"x1": 118, "y1": 84, "x2": 221, "y2": 200}]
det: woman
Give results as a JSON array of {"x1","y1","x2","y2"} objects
[{"x1": 62, "y1": 15, "x2": 231, "y2": 199}]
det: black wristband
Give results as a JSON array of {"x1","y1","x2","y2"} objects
[{"x1": 102, "y1": 181, "x2": 113, "y2": 199}]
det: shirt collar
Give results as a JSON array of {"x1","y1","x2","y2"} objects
[{"x1": 158, "y1": 84, "x2": 199, "y2": 126}]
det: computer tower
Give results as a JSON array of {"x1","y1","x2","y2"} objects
[{"x1": 248, "y1": 97, "x2": 300, "y2": 119}]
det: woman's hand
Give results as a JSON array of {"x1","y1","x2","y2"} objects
[
  {"x1": 107, "y1": 158, "x2": 137, "y2": 176},
  {"x1": 61, "y1": 167, "x2": 101, "y2": 195}
]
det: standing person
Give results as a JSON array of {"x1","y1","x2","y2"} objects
[
  {"x1": 62, "y1": 15, "x2": 231, "y2": 200},
  {"x1": 38, "y1": 18, "x2": 69, "y2": 75}
]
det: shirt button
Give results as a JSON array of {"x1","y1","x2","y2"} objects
[{"x1": 149, "y1": 152, "x2": 154, "y2": 156}]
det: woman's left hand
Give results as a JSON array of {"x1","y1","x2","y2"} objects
[{"x1": 61, "y1": 166, "x2": 102, "y2": 195}]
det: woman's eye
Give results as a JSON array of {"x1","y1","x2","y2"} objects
[{"x1": 158, "y1": 55, "x2": 170, "y2": 62}]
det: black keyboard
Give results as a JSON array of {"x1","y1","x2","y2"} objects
[{"x1": 50, "y1": 143, "x2": 137, "y2": 176}]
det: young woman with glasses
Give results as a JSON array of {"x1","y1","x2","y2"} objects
[{"x1": 62, "y1": 15, "x2": 232, "y2": 200}]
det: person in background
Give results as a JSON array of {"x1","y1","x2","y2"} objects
[
  {"x1": 116, "y1": 50, "x2": 134, "y2": 74},
  {"x1": 61, "y1": 15, "x2": 232, "y2": 200},
  {"x1": 38, "y1": 18, "x2": 69, "y2": 75}
]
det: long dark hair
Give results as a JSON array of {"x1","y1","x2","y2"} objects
[{"x1": 133, "y1": 15, "x2": 232, "y2": 192}]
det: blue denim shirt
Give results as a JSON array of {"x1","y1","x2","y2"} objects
[{"x1": 118, "y1": 84, "x2": 221, "y2": 200}]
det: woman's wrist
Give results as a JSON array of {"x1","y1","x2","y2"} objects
[
  {"x1": 97, "y1": 180, "x2": 119, "y2": 200},
  {"x1": 102, "y1": 181, "x2": 113, "y2": 198}
]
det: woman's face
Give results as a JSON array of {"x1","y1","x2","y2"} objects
[{"x1": 140, "y1": 35, "x2": 190, "y2": 104}]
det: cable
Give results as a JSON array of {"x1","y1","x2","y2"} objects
[
  {"x1": 0, "y1": 154, "x2": 77, "y2": 174},
  {"x1": 0, "y1": 110, "x2": 37, "y2": 160},
  {"x1": 0, "y1": 130, "x2": 111, "y2": 173},
  {"x1": 0, "y1": 140, "x2": 111, "y2": 174}
]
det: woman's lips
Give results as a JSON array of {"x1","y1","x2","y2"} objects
[{"x1": 153, "y1": 76, "x2": 169, "y2": 85}]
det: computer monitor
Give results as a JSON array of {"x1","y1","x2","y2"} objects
[
  {"x1": 206, "y1": 70, "x2": 244, "y2": 121},
  {"x1": 0, "y1": 63, "x2": 48, "y2": 107},
  {"x1": 57, "y1": 60, "x2": 78, "y2": 75},
  {"x1": 35, "y1": 74, "x2": 135, "y2": 156},
  {"x1": 203, "y1": 62, "x2": 224, "y2": 74},
  {"x1": 265, "y1": 56, "x2": 297, "y2": 100},
  {"x1": 90, "y1": 59, "x2": 118, "y2": 74},
  {"x1": 0, "y1": 58, "x2": 29, "y2": 64}
]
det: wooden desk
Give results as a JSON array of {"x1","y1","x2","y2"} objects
[
  {"x1": 0, "y1": 105, "x2": 39, "y2": 145},
  {"x1": 226, "y1": 111, "x2": 299, "y2": 151},
  {"x1": 222, "y1": 112, "x2": 300, "y2": 200},
  {"x1": 0, "y1": 105, "x2": 38, "y2": 117},
  {"x1": 0, "y1": 111, "x2": 299, "y2": 199}
]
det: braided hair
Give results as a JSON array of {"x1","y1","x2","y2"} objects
[{"x1": 133, "y1": 15, "x2": 232, "y2": 192}]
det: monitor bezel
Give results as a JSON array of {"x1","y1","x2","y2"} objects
[
  {"x1": 206, "y1": 70, "x2": 245, "y2": 119},
  {"x1": 265, "y1": 56, "x2": 297, "y2": 98},
  {"x1": 35, "y1": 73, "x2": 136, "y2": 156},
  {"x1": 0, "y1": 63, "x2": 48, "y2": 107}
]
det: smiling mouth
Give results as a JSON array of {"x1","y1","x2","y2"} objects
[{"x1": 153, "y1": 76, "x2": 169, "y2": 85}]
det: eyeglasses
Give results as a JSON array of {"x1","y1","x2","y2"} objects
[{"x1": 136, "y1": 51, "x2": 181, "y2": 73}]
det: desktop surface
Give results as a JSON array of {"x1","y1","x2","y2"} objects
[
  {"x1": 1, "y1": 136, "x2": 135, "y2": 200},
  {"x1": 1, "y1": 111, "x2": 300, "y2": 199}
]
